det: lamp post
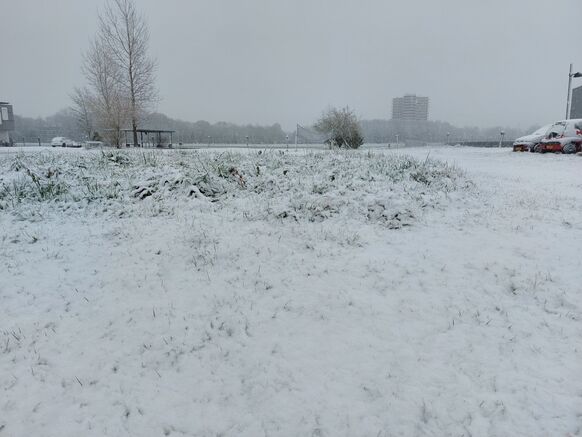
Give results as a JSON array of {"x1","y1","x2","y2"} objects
[
  {"x1": 395, "y1": 134, "x2": 399, "y2": 149},
  {"x1": 498, "y1": 131, "x2": 505, "y2": 148},
  {"x1": 566, "y1": 63, "x2": 582, "y2": 119}
]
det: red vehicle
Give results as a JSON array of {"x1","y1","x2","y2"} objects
[
  {"x1": 512, "y1": 125, "x2": 550, "y2": 152},
  {"x1": 536, "y1": 119, "x2": 582, "y2": 154}
]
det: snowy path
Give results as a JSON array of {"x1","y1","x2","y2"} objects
[{"x1": 0, "y1": 147, "x2": 581, "y2": 436}]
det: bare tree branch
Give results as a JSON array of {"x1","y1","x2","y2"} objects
[
  {"x1": 69, "y1": 87, "x2": 95, "y2": 140},
  {"x1": 82, "y1": 37, "x2": 129, "y2": 146}
]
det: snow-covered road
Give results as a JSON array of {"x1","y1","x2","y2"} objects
[{"x1": 0, "y1": 146, "x2": 580, "y2": 436}]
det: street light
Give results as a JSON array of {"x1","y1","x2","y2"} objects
[
  {"x1": 566, "y1": 63, "x2": 582, "y2": 119},
  {"x1": 498, "y1": 131, "x2": 505, "y2": 148}
]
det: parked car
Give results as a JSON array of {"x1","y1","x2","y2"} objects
[
  {"x1": 512, "y1": 125, "x2": 551, "y2": 152},
  {"x1": 50, "y1": 137, "x2": 79, "y2": 148},
  {"x1": 536, "y1": 119, "x2": 582, "y2": 154}
]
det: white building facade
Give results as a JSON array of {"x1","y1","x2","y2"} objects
[
  {"x1": 0, "y1": 102, "x2": 15, "y2": 145},
  {"x1": 392, "y1": 94, "x2": 429, "y2": 121}
]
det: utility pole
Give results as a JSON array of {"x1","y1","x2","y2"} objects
[{"x1": 566, "y1": 63, "x2": 573, "y2": 120}]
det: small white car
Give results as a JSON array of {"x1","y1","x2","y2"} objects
[
  {"x1": 537, "y1": 119, "x2": 582, "y2": 154},
  {"x1": 50, "y1": 137, "x2": 78, "y2": 147},
  {"x1": 512, "y1": 125, "x2": 550, "y2": 152}
]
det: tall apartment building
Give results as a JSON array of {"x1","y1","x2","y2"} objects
[
  {"x1": 392, "y1": 94, "x2": 429, "y2": 121},
  {"x1": 570, "y1": 86, "x2": 582, "y2": 119}
]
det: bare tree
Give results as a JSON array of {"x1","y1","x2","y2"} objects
[
  {"x1": 83, "y1": 38, "x2": 128, "y2": 146},
  {"x1": 98, "y1": 0, "x2": 157, "y2": 146},
  {"x1": 314, "y1": 106, "x2": 364, "y2": 149},
  {"x1": 70, "y1": 87, "x2": 95, "y2": 140}
]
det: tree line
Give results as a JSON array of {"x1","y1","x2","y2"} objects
[
  {"x1": 360, "y1": 119, "x2": 532, "y2": 144},
  {"x1": 11, "y1": 108, "x2": 533, "y2": 145},
  {"x1": 11, "y1": 110, "x2": 289, "y2": 145}
]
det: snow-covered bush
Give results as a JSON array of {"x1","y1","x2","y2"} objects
[
  {"x1": 314, "y1": 106, "x2": 364, "y2": 149},
  {"x1": 0, "y1": 149, "x2": 470, "y2": 227}
]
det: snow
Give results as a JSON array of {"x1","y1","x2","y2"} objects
[
  {"x1": 1, "y1": 146, "x2": 581, "y2": 436},
  {"x1": 513, "y1": 124, "x2": 551, "y2": 144}
]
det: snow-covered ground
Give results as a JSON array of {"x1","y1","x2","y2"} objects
[{"x1": 0, "y1": 146, "x2": 580, "y2": 436}]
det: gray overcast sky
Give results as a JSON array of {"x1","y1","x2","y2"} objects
[{"x1": 2, "y1": 0, "x2": 582, "y2": 130}]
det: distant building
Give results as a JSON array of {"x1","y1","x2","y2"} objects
[
  {"x1": 571, "y1": 85, "x2": 582, "y2": 119},
  {"x1": 392, "y1": 94, "x2": 429, "y2": 121},
  {"x1": 0, "y1": 102, "x2": 15, "y2": 145}
]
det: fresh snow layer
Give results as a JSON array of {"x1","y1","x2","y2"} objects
[{"x1": 0, "y1": 146, "x2": 581, "y2": 436}]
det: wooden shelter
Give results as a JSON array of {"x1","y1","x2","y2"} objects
[{"x1": 122, "y1": 129, "x2": 175, "y2": 148}]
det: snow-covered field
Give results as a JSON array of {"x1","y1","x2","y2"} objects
[{"x1": 0, "y1": 146, "x2": 580, "y2": 436}]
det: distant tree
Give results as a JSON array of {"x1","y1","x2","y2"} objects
[
  {"x1": 314, "y1": 106, "x2": 364, "y2": 149},
  {"x1": 98, "y1": 0, "x2": 158, "y2": 146},
  {"x1": 47, "y1": 109, "x2": 80, "y2": 139},
  {"x1": 70, "y1": 87, "x2": 95, "y2": 140}
]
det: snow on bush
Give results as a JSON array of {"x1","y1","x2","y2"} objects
[{"x1": 0, "y1": 149, "x2": 470, "y2": 227}]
